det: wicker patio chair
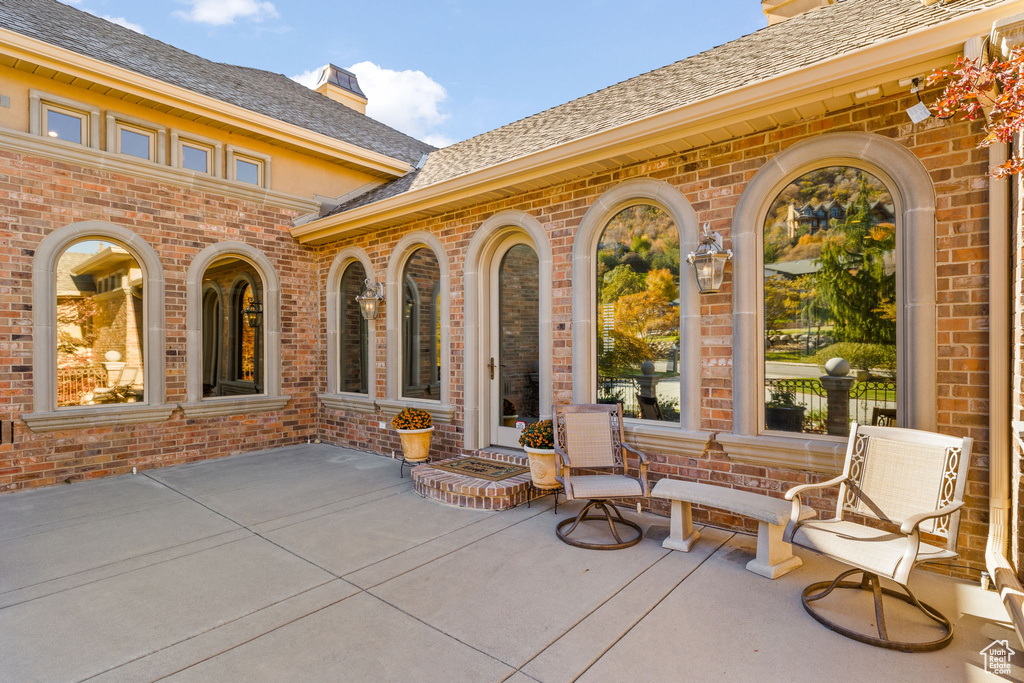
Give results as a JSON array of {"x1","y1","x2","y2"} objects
[
  {"x1": 553, "y1": 403, "x2": 650, "y2": 550},
  {"x1": 783, "y1": 422, "x2": 972, "y2": 651}
]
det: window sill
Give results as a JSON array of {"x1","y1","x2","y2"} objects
[
  {"x1": 716, "y1": 432, "x2": 845, "y2": 473},
  {"x1": 22, "y1": 403, "x2": 176, "y2": 432},
  {"x1": 320, "y1": 393, "x2": 376, "y2": 414},
  {"x1": 179, "y1": 395, "x2": 290, "y2": 419},
  {"x1": 375, "y1": 399, "x2": 455, "y2": 424},
  {"x1": 623, "y1": 422, "x2": 711, "y2": 458}
]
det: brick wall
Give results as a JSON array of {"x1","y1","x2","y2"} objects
[
  {"x1": 317, "y1": 87, "x2": 992, "y2": 577},
  {"x1": 0, "y1": 150, "x2": 319, "y2": 491},
  {"x1": 0, "y1": 84, "x2": 996, "y2": 577}
]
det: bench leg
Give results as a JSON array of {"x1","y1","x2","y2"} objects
[
  {"x1": 662, "y1": 499, "x2": 700, "y2": 552},
  {"x1": 746, "y1": 521, "x2": 803, "y2": 579}
]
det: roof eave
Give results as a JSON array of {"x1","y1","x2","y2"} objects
[
  {"x1": 0, "y1": 27, "x2": 414, "y2": 178},
  {"x1": 292, "y1": 0, "x2": 1023, "y2": 244}
]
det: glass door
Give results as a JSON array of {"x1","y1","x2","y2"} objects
[{"x1": 489, "y1": 239, "x2": 540, "y2": 448}]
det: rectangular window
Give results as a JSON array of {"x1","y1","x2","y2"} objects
[
  {"x1": 119, "y1": 127, "x2": 154, "y2": 160},
  {"x1": 44, "y1": 108, "x2": 85, "y2": 144},
  {"x1": 181, "y1": 143, "x2": 211, "y2": 173},
  {"x1": 31, "y1": 91, "x2": 100, "y2": 149},
  {"x1": 235, "y1": 157, "x2": 261, "y2": 185},
  {"x1": 226, "y1": 146, "x2": 271, "y2": 188},
  {"x1": 171, "y1": 130, "x2": 222, "y2": 176}
]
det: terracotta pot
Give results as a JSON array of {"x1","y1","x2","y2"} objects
[
  {"x1": 502, "y1": 414, "x2": 518, "y2": 427},
  {"x1": 397, "y1": 426, "x2": 433, "y2": 462},
  {"x1": 524, "y1": 446, "x2": 559, "y2": 489}
]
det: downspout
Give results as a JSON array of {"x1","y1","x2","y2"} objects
[
  {"x1": 973, "y1": 21, "x2": 1024, "y2": 643},
  {"x1": 984, "y1": 136, "x2": 1024, "y2": 645}
]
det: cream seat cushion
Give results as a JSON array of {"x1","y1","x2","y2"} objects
[
  {"x1": 793, "y1": 519, "x2": 955, "y2": 578},
  {"x1": 569, "y1": 474, "x2": 643, "y2": 499}
]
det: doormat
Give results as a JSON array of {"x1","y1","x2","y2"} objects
[{"x1": 429, "y1": 457, "x2": 529, "y2": 482}]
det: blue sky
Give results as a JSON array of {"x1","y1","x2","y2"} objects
[{"x1": 61, "y1": 0, "x2": 766, "y2": 147}]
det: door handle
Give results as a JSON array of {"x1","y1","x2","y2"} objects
[{"x1": 487, "y1": 357, "x2": 496, "y2": 380}]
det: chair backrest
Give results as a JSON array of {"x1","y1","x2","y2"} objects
[
  {"x1": 553, "y1": 403, "x2": 624, "y2": 469},
  {"x1": 118, "y1": 367, "x2": 139, "y2": 387},
  {"x1": 837, "y1": 423, "x2": 972, "y2": 549},
  {"x1": 636, "y1": 394, "x2": 663, "y2": 421}
]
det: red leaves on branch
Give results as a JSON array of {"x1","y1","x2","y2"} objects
[{"x1": 929, "y1": 48, "x2": 1024, "y2": 176}]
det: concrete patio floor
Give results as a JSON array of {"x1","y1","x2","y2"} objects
[{"x1": 1, "y1": 444, "x2": 1020, "y2": 682}]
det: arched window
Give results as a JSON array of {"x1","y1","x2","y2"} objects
[
  {"x1": 55, "y1": 239, "x2": 145, "y2": 406},
  {"x1": 762, "y1": 167, "x2": 896, "y2": 436},
  {"x1": 27, "y1": 220, "x2": 170, "y2": 432},
  {"x1": 595, "y1": 204, "x2": 680, "y2": 423},
  {"x1": 201, "y1": 285, "x2": 222, "y2": 394},
  {"x1": 401, "y1": 248, "x2": 441, "y2": 399},
  {"x1": 201, "y1": 258, "x2": 263, "y2": 396},
  {"x1": 339, "y1": 261, "x2": 368, "y2": 394}
]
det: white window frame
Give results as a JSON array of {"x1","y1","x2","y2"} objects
[
  {"x1": 105, "y1": 112, "x2": 166, "y2": 164},
  {"x1": 170, "y1": 129, "x2": 222, "y2": 176},
  {"x1": 719, "y1": 132, "x2": 937, "y2": 472},
  {"x1": 226, "y1": 145, "x2": 271, "y2": 188},
  {"x1": 29, "y1": 90, "x2": 100, "y2": 149}
]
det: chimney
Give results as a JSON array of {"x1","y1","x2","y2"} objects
[
  {"x1": 761, "y1": 0, "x2": 836, "y2": 25},
  {"x1": 314, "y1": 64, "x2": 368, "y2": 114}
]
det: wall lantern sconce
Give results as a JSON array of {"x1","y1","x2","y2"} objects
[
  {"x1": 356, "y1": 279, "x2": 385, "y2": 320},
  {"x1": 686, "y1": 224, "x2": 733, "y2": 294},
  {"x1": 242, "y1": 300, "x2": 263, "y2": 328}
]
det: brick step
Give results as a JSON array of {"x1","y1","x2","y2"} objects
[{"x1": 411, "y1": 449, "x2": 532, "y2": 511}]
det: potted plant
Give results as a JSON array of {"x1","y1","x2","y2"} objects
[
  {"x1": 502, "y1": 398, "x2": 518, "y2": 427},
  {"x1": 392, "y1": 407, "x2": 434, "y2": 462},
  {"x1": 519, "y1": 419, "x2": 559, "y2": 489},
  {"x1": 765, "y1": 388, "x2": 805, "y2": 432}
]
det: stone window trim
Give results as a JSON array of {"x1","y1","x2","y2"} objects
[
  {"x1": 463, "y1": 210, "x2": 554, "y2": 450},
  {"x1": 23, "y1": 221, "x2": 172, "y2": 432},
  {"x1": 29, "y1": 89, "x2": 100, "y2": 149},
  {"x1": 726, "y1": 131, "x2": 937, "y2": 471},
  {"x1": 385, "y1": 231, "x2": 452, "y2": 412},
  {"x1": 571, "y1": 178, "x2": 704, "y2": 445},
  {"x1": 170, "y1": 129, "x2": 223, "y2": 176},
  {"x1": 323, "y1": 247, "x2": 377, "y2": 401},
  {"x1": 104, "y1": 111, "x2": 167, "y2": 164},
  {"x1": 226, "y1": 145, "x2": 271, "y2": 188},
  {"x1": 182, "y1": 241, "x2": 289, "y2": 418}
]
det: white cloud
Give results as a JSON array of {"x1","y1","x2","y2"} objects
[
  {"x1": 291, "y1": 62, "x2": 454, "y2": 147},
  {"x1": 98, "y1": 15, "x2": 146, "y2": 33},
  {"x1": 174, "y1": 0, "x2": 278, "y2": 25},
  {"x1": 291, "y1": 68, "x2": 321, "y2": 89}
]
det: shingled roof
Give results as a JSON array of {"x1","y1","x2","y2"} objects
[
  {"x1": 0, "y1": 0, "x2": 434, "y2": 166},
  {"x1": 329, "y1": 0, "x2": 1004, "y2": 215}
]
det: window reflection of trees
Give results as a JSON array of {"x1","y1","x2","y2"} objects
[
  {"x1": 595, "y1": 204, "x2": 680, "y2": 422},
  {"x1": 762, "y1": 167, "x2": 897, "y2": 434}
]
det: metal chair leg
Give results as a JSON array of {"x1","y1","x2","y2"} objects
[
  {"x1": 801, "y1": 569, "x2": 953, "y2": 652},
  {"x1": 556, "y1": 499, "x2": 642, "y2": 550}
]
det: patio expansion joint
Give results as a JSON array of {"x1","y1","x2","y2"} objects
[
  {"x1": 0, "y1": 528, "x2": 249, "y2": 609},
  {"x1": 350, "y1": 497, "x2": 558, "y2": 591},
  {"x1": 561, "y1": 530, "x2": 737, "y2": 683},
  {"x1": 141, "y1": 473, "x2": 346, "y2": 581},
  {"x1": 82, "y1": 577, "x2": 349, "y2": 683}
]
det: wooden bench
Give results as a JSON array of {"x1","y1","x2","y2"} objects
[{"x1": 651, "y1": 479, "x2": 816, "y2": 579}]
